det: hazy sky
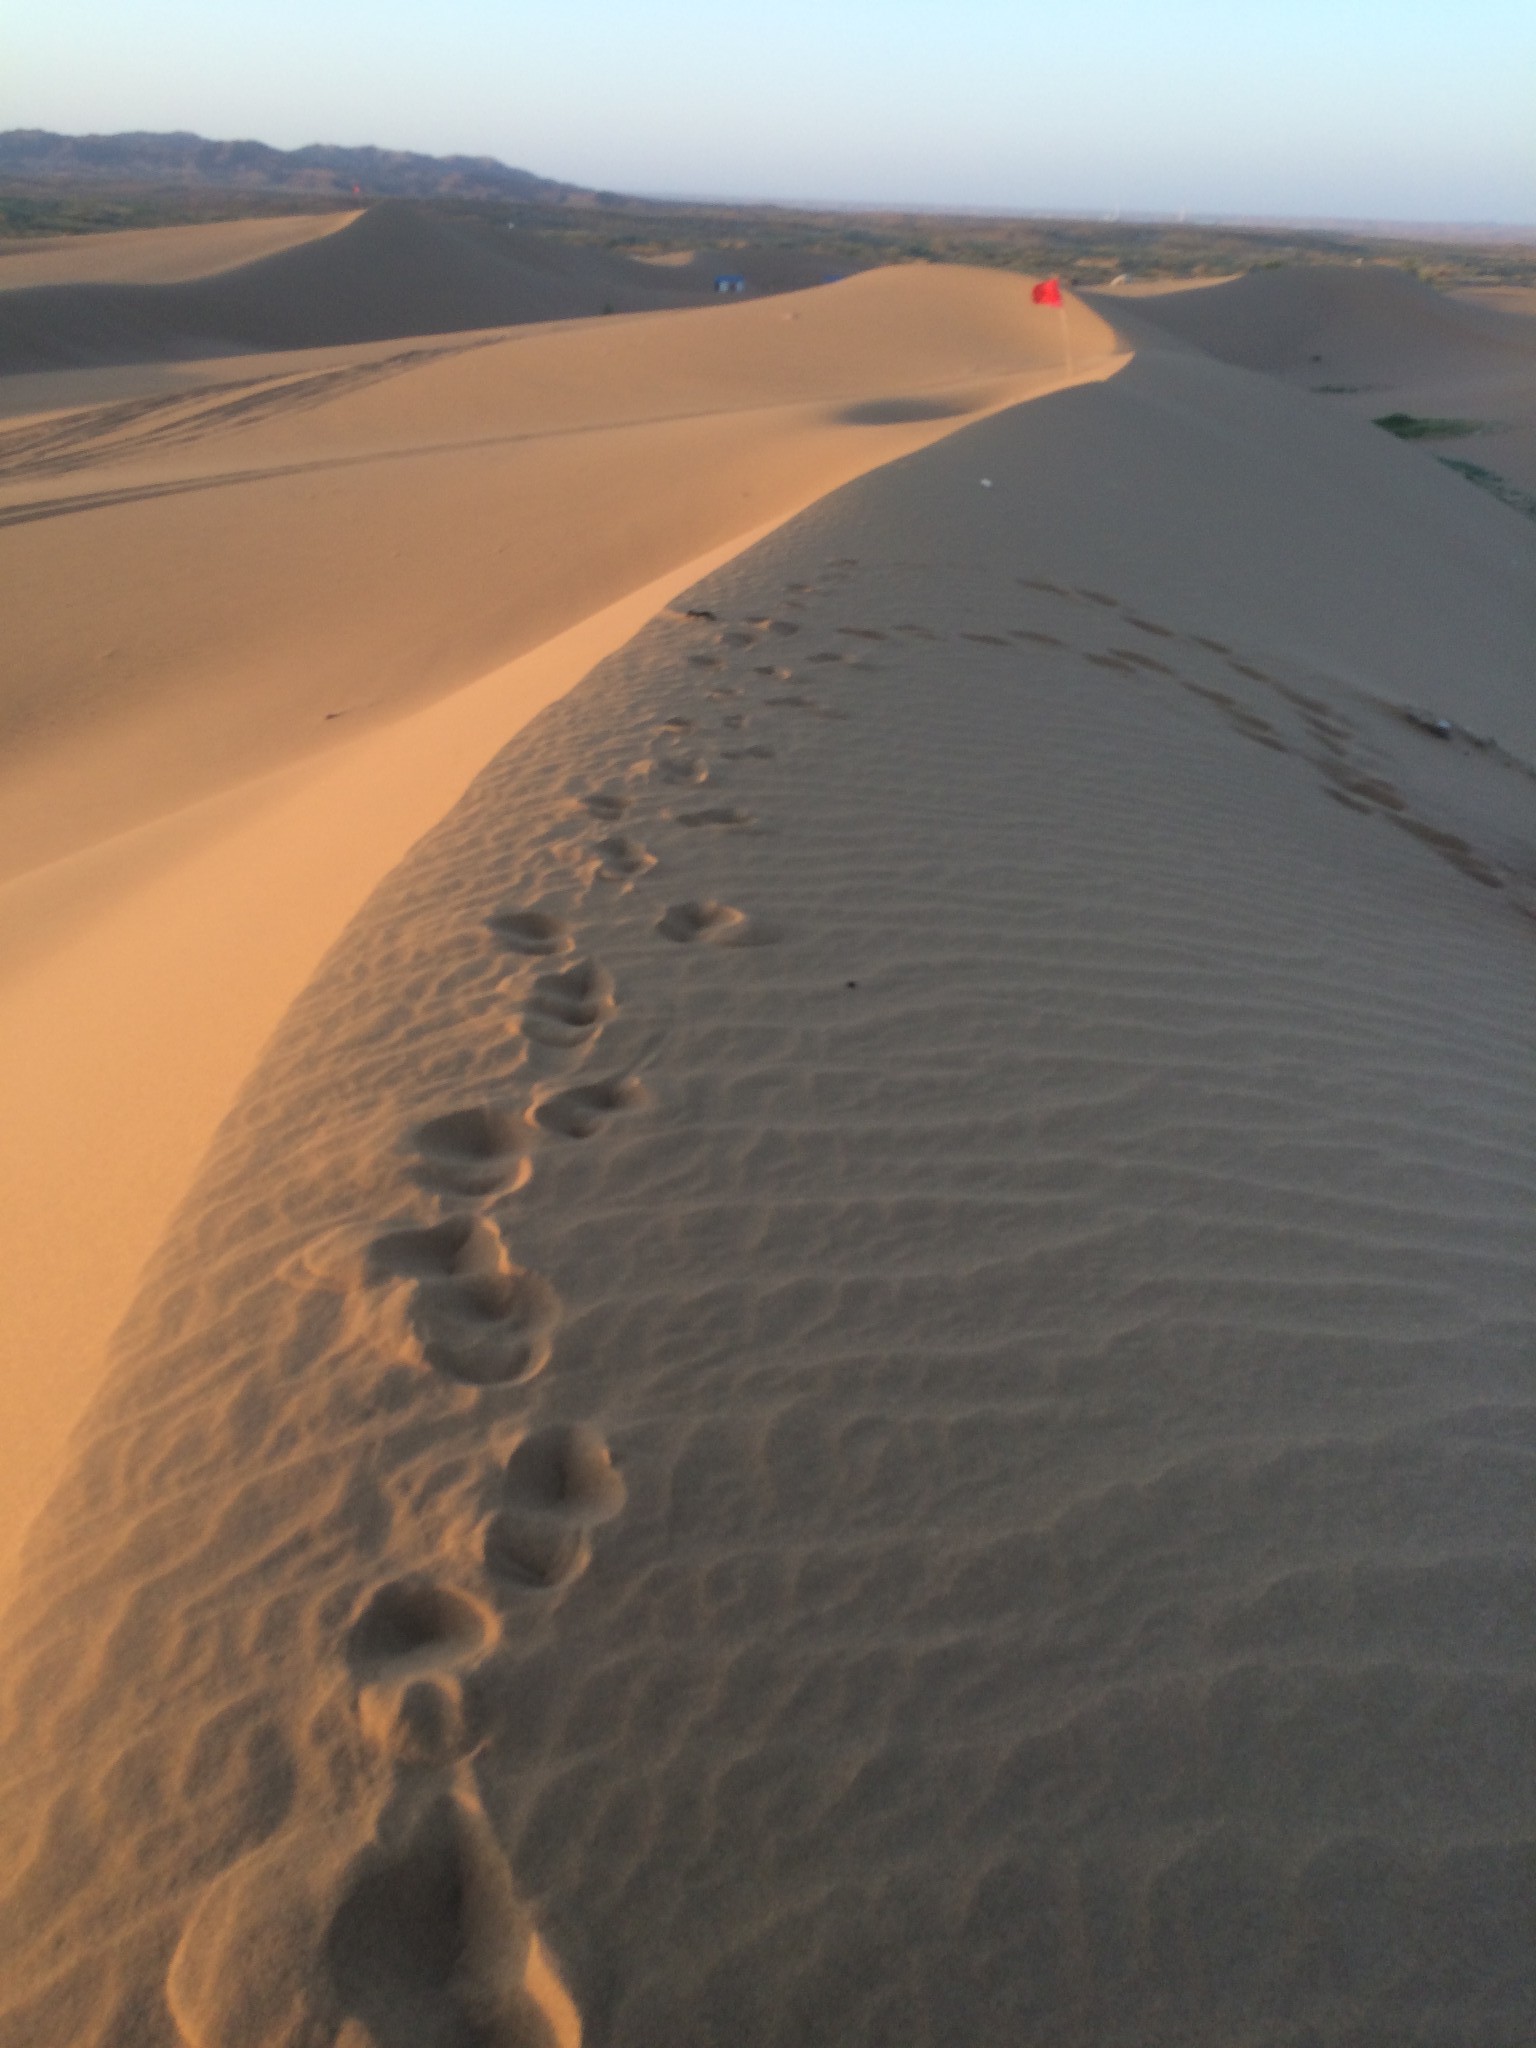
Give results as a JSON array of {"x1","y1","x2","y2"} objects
[{"x1": 7, "y1": 0, "x2": 1534, "y2": 223}]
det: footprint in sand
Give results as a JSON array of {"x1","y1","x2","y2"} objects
[
  {"x1": 657, "y1": 751, "x2": 710, "y2": 786},
  {"x1": 531, "y1": 1073, "x2": 649, "y2": 1139},
  {"x1": 1012, "y1": 629, "x2": 1065, "y2": 648},
  {"x1": 483, "y1": 1423, "x2": 627, "y2": 1590},
  {"x1": 582, "y1": 784, "x2": 631, "y2": 821},
  {"x1": 1084, "y1": 653, "x2": 1138, "y2": 675},
  {"x1": 837, "y1": 627, "x2": 886, "y2": 642},
  {"x1": 657, "y1": 899, "x2": 767, "y2": 945},
  {"x1": 487, "y1": 907, "x2": 571, "y2": 957},
  {"x1": 168, "y1": 1778, "x2": 581, "y2": 2048},
  {"x1": 721, "y1": 742, "x2": 776, "y2": 760},
  {"x1": 367, "y1": 1216, "x2": 559, "y2": 1386},
  {"x1": 806, "y1": 651, "x2": 844, "y2": 665},
  {"x1": 961, "y1": 631, "x2": 1010, "y2": 647},
  {"x1": 346, "y1": 1575, "x2": 497, "y2": 1682},
  {"x1": 346, "y1": 1577, "x2": 489, "y2": 1765},
  {"x1": 672, "y1": 804, "x2": 754, "y2": 828},
  {"x1": 407, "y1": 1106, "x2": 531, "y2": 1197},
  {"x1": 717, "y1": 629, "x2": 756, "y2": 648},
  {"x1": 1124, "y1": 615, "x2": 1177, "y2": 638},
  {"x1": 327, "y1": 1785, "x2": 583, "y2": 2045},
  {"x1": 593, "y1": 833, "x2": 656, "y2": 881},
  {"x1": 659, "y1": 715, "x2": 695, "y2": 732},
  {"x1": 1075, "y1": 586, "x2": 1120, "y2": 607},
  {"x1": 517, "y1": 956, "x2": 617, "y2": 1047}
]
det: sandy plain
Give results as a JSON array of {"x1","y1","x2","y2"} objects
[{"x1": 0, "y1": 214, "x2": 1533, "y2": 2047}]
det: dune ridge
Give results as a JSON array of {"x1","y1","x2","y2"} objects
[
  {"x1": 2, "y1": 312, "x2": 1533, "y2": 2045},
  {"x1": 0, "y1": 212, "x2": 361, "y2": 292},
  {"x1": 0, "y1": 261, "x2": 1123, "y2": 1574}
]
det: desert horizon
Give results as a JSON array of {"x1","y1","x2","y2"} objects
[{"x1": 1, "y1": 62, "x2": 1534, "y2": 2048}]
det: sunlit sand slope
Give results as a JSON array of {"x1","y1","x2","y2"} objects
[
  {"x1": 1, "y1": 362, "x2": 1532, "y2": 2045},
  {"x1": 0, "y1": 264, "x2": 1117, "y2": 879}
]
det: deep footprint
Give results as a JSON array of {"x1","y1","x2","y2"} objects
[
  {"x1": 593, "y1": 833, "x2": 656, "y2": 881},
  {"x1": 518, "y1": 957, "x2": 617, "y2": 1046},
  {"x1": 369, "y1": 1217, "x2": 560, "y2": 1386},
  {"x1": 407, "y1": 1106, "x2": 530, "y2": 1196},
  {"x1": 531, "y1": 1074, "x2": 649, "y2": 1138},
  {"x1": 503, "y1": 1424, "x2": 627, "y2": 1524},
  {"x1": 581, "y1": 785, "x2": 630, "y2": 820},
  {"x1": 657, "y1": 899, "x2": 759, "y2": 945},
  {"x1": 325, "y1": 1787, "x2": 582, "y2": 2048},
  {"x1": 345, "y1": 1577, "x2": 496, "y2": 1680},
  {"x1": 485, "y1": 1423, "x2": 627, "y2": 1589},
  {"x1": 487, "y1": 907, "x2": 570, "y2": 956}
]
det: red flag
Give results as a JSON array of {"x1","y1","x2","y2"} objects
[{"x1": 1032, "y1": 277, "x2": 1063, "y2": 306}]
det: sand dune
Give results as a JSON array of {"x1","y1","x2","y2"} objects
[
  {"x1": 0, "y1": 259, "x2": 1120, "y2": 1572},
  {"x1": 1099, "y1": 259, "x2": 1536, "y2": 506},
  {"x1": 0, "y1": 211, "x2": 360, "y2": 291},
  {"x1": 1098, "y1": 260, "x2": 1536, "y2": 386},
  {"x1": 1, "y1": 246, "x2": 1534, "y2": 2044},
  {"x1": 2, "y1": 337, "x2": 1533, "y2": 2044},
  {"x1": 0, "y1": 204, "x2": 859, "y2": 373},
  {"x1": 0, "y1": 262, "x2": 1116, "y2": 882}
]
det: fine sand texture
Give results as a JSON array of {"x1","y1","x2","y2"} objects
[
  {"x1": 0, "y1": 257, "x2": 1121, "y2": 1571},
  {"x1": 2, "y1": 310, "x2": 1534, "y2": 2044}
]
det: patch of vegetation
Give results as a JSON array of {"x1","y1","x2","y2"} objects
[
  {"x1": 1437, "y1": 458, "x2": 1536, "y2": 522},
  {"x1": 1374, "y1": 412, "x2": 1483, "y2": 440}
]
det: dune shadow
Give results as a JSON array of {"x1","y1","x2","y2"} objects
[{"x1": 836, "y1": 395, "x2": 979, "y2": 426}]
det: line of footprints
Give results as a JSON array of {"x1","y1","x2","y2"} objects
[
  {"x1": 295, "y1": 610, "x2": 836, "y2": 2043},
  {"x1": 283, "y1": 555, "x2": 1521, "y2": 2045},
  {"x1": 341, "y1": 551, "x2": 1517, "y2": 1691},
  {"x1": 337, "y1": 596, "x2": 832, "y2": 1762}
]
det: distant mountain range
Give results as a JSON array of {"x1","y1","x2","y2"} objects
[{"x1": 0, "y1": 130, "x2": 598, "y2": 204}]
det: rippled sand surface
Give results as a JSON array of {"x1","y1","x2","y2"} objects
[{"x1": 2, "y1": 383, "x2": 1533, "y2": 2044}]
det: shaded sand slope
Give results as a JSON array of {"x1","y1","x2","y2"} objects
[
  {"x1": 0, "y1": 265, "x2": 1118, "y2": 881},
  {"x1": 1104, "y1": 262, "x2": 1536, "y2": 387},
  {"x1": 0, "y1": 204, "x2": 827, "y2": 373},
  {"x1": 1099, "y1": 262, "x2": 1536, "y2": 520},
  {"x1": 0, "y1": 212, "x2": 359, "y2": 291},
  {"x1": 2, "y1": 365, "x2": 1533, "y2": 2045}
]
